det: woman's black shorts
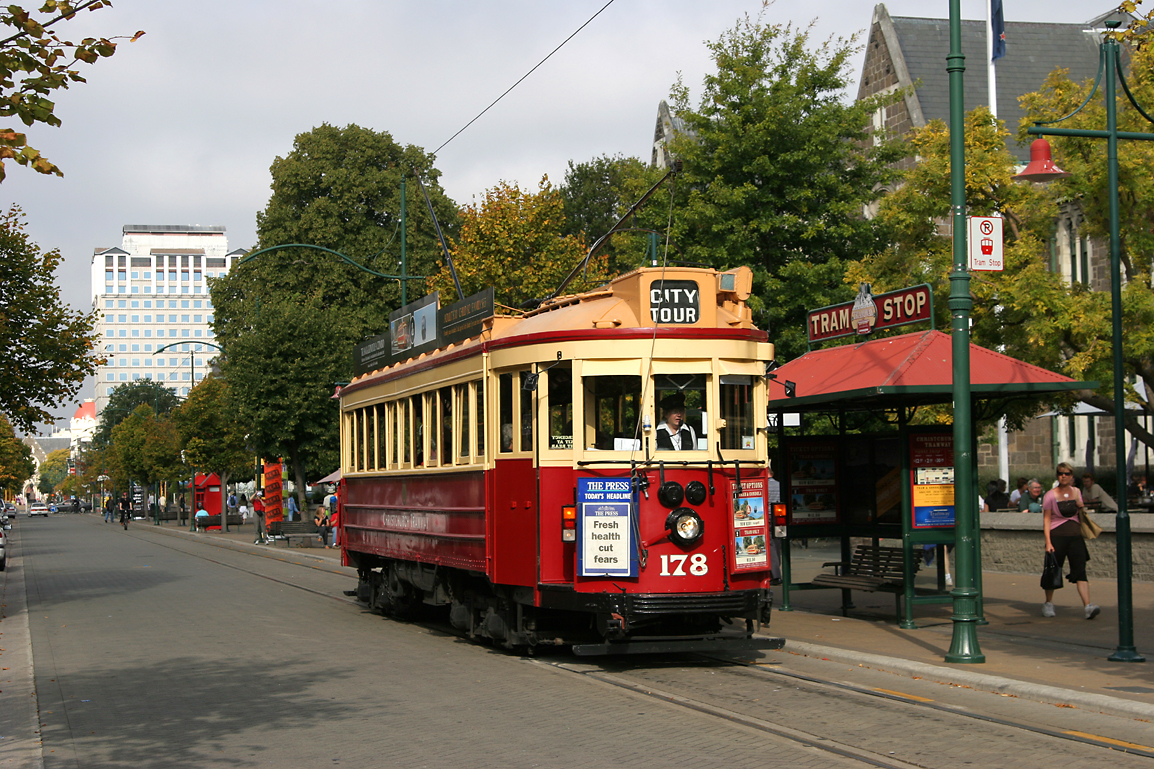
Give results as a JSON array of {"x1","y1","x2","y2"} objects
[{"x1": 1051, "y1": 534, "x2": 1089, "y2": 583}]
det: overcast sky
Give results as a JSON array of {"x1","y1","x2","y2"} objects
[{"x1": 3, "y1": 0, "x2": 1111, "y2": 433}]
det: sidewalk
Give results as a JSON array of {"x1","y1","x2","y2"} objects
[
  {"x1": 767, "y1": 541, "x2": 1154, "y2": 719},
  {"x1": 128, "y1": 518, "x2": 1154, "y2": 718}
]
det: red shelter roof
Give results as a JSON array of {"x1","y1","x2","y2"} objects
[{"x1": 766, "y1": 330, "x2": 1089, "y2": 411}]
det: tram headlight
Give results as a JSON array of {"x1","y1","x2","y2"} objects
[
  {"x1": 658, "y1": 481, "x2": 684, "y2": 508},
  {"x1": 666, "y1": 508, "x2": 704, "y2": 546},
  {"x1": 684, "y1": 480, "x2": 707, "y2": 506}
]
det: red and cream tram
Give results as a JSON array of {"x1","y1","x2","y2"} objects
[{"x1": 338, "y1": 265, "x2": 782, "y2": 654}]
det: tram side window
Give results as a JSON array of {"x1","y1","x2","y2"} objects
[
  {"x1": 440, "y1": 385, "x2": 453, "y2": 465},
  {"x1": 413, "y1": 395, "x2": 424, "y2": 467},
  {"x1": 519, "y1": 371, "x2": 534, "y2": 452},
  {"x1": 477, "y1": 381, "x2": 485, "y2": 456},
  {"x1": 457, "y1": 383, "x2": 470, "y2": 461},
  {"x1": 354, "y1": 408, "x2": 365, "y2": 471},
  {"x1": 374, "y1": 404, "x2": 385, "y2": 469},
  {"x1": 583, "y1": 375, "x2": 642, "y2": 451},
  {"x1": 719, "y1": 376, "x2": 755, "y2": 451},
  {"x1": 427, "y1": 391, "x2": 439, "y2": 467},
  {"x1": 548, "y1": 363, "x2": 573, "y2": 450},
  {"x1": 499, "y1": 372, "x2": 514, "y2": 453},
  {"x1": 654, "y1": 375, "x2": 708, "y2": 451}
]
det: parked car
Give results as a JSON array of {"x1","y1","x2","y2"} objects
[
  {"x1": 29, "y1": 502, "x2": 49, "y2": 517},
  {"x1": 0, "y1": 527, "x2": 6, "y2": 570},
  {"x1": 58, "y1": 499, "x2": 79, "y2": 513}
]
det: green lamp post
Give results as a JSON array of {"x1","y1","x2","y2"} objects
[
  {"x1": 1015, "y1": 21, "x2": 1150, "y2": 663},
  {"x1": 943, "y1": 0, "x2": 985, "y2": 664}
]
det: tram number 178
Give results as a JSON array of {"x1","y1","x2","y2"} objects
[{"x1": 659, "y1": 554, "x2": 709, "y2": 576}]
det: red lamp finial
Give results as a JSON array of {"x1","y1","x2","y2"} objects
[{"x1": 1012, "y1": 138, "x2": 1071, "y2": 182}]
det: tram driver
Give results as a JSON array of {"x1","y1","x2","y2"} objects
[{"x1": 656, "y1": 394, "x2": 698, "y2": 451}]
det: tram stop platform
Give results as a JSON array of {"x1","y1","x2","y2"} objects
[{"x1": 132, "y1": 518, "x2": 1154, "y2": 720}]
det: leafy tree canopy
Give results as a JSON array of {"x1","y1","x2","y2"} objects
[
  {"x1": 92, "y1": 379, "x2": 180, "y2": 446},
  {"x1": 558, "y1": 154, "x2": 667, "y2": 276},
  {"x1": 666, "y1": 12, "x2": 904, "y2": 358},
  {"x1": 428, "y1": 177, "x2": 606, "y2": 309},
  {"x1": 845, "y1": 105, "x2": 1132, "y2": 435},
  {"x1": 214, "y1": 123, "x2": 457, "y2": 344},
  {"x1": 172, "y1": 375, "x2": 250, "y2": 513},
  {"x1": 1011, "y1": 43, "x2": 1154, "y2": 446},
  {"x1": 0, "y1": 414, "x2": 34, "y2": 493},
  {"x1": 0, "y1": 1, "x2": 143, "y2": 181},
  {"x1": 0, "y1": 206, "x2": 101, "y2": 432},
  {"x1": 37, "y1": 446, "x2": 68, "y2": 493}
]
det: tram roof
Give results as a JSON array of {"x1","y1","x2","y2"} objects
[
  {"x1": 345, "y1": 266, "x2": 765, "y2": 394},
  {"x1": 765, "y1": 330, "x2": 1092, "y2": 412}
]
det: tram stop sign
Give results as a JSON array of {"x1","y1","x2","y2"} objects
[{"x1": 967, "y1": 216, "x2": 1004, "y2": 271}]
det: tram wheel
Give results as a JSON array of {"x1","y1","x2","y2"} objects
[{"x1": 384, "y1": 564, "x2": 419, "y2": 618}]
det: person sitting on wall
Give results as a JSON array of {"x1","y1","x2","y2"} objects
[{"x1": 655, "y1": 394, "x2": 697, "y2": 451}]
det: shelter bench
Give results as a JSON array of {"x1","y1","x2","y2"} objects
[
  {"x1": 270, "y1": 521, "x2": 321, "y2": 548},
  {"x1": 194, "y1": 513, "x2": 245, "y2": 531},
  {"x1": 810, "y1": 545, "x2": 924, "y2": 622}
]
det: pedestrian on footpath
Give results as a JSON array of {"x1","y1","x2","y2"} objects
[
  {"x1": 1042, "y1": 461, "x2": 1100, "y2": 620},
  {"x1": 329, "y1": 502, "x2": 340, "y2": 549},
  {"x1": 253, "y1": 492, "x2": 268, "y2": 544},
  {"x1": 314, "y1": 506, "x2": 329, "y2": 548},
  {"x1": 103, "y1": 495, "x2": 114, "y2": 523},
  {"x1": 238, "y1": 494, "x2": 249, "y2": 527},
  {"x1": 117, "y1": 493, "x2": 130, "y2": 530},
  {"x1": 285, "y1": 493, "x2": 299, "y2": 522}
]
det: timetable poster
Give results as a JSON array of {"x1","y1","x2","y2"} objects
[
  {"x1": 788, "y1": 441, "x2": 838, "y2": 524},
  {"x1": 730, "y1": 478, "x2": 769, "y2": 572},
  {"x1": 910, "y1": 432, "x2": 955, "y2": 528}
]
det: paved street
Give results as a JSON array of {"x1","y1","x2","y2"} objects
[{"x1": 2, "y1": 515, "x2": 1152, "y2": 768}]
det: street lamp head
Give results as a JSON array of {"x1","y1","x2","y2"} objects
[{"x1": 1012, "y1": 138, "x2": 1072, "y2": 183}]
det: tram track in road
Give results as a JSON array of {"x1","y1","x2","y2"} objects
[
  {"x1": 100, "y1": 520, "x2": 1154, "y2": 765},
  {"x1": 702, "y1": 653, "x2": 1154, "y2": 760},
  {"x1": 530, "y1": 652, "x2": 1154, "y2": 769}
]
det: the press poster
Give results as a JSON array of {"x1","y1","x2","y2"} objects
[
  {"x1": 910, "y1": 432, "x2": 955, "y2": 528},
  {"x1": 263, "y1": 460, "x2": 284, "y2": 524},
  {"x1": 577, "y1": 477, "x2": 636, "y2": 577},
  {"x1": 788, "y1": 440, "x2": 838, "y2": 524},
  {"x1": 730, "y1": 478, "x2": 769, "y2": 572}
]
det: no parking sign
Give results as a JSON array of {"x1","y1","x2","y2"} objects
[{"x1": 968, "y1": 216, "x2": 1004, "y2": 271}]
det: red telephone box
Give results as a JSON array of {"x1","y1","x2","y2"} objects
[{"x1": 194, "y1": 473, "x2": 222, "y2": 526}]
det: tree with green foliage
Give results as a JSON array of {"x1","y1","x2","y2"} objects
[
  {"x1": 0, "y1": 414, "x2": 34, "y2": 494},
  {"x1": 1008, "y1": 43, "x2": 1154, "y2": 447},
  {"x1": 37, "y1": 446, "x2": 69, "y2": 494},
  {"x1": 0, "y1": 1, "x2": 143, "y2": 181},
  {"x1": 666, "y1": 12, "x2": 904, "y2": 360},
  {"x1": 212, "y1": 124, "x2": 457, "y2": 497},
  {"x1": 845, "y1": 104, "x2": 1138, "y2": 437},
  {"x1": 108, "y1": 403, "x2": 182, "y2": 493},
  {"x1": 218, "y1": 297, "x2": 355, "y2": 508},
  {"x1": 428, "y1": 178, "x2": 605, "y2": 308},
  {"x1": 558, "y1": 154, "x2": 667, "y2": 276},
  {"x1": 172, "y1": 375, "x2": 251, "y2": 519},
  {"x1": 92, "y1": 379, "x2": 181, "y2": 446},
  {"x1": 0, "y1": 206, "x2": 101, "y2": 432}
]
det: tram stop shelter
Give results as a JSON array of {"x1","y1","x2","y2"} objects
[{"x1": 766, "y1": 329, "x2": 1090, "y2": 628}]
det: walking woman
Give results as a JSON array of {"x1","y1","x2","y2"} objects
[{"x1": 1042, "y1": 462, "x2": 1100, "y2": 619}]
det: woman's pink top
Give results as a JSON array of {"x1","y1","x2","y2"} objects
[{"x1": 1042, "y1": 487, "x2": 1083, "y2": 532}]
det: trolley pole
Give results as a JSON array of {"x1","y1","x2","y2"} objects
[{"x1": 944, "y1": 0, "x2": 984, "y2": 664}]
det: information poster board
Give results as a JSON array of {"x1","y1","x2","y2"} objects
[
  {"x1": 910, "y1": 433, "x2": 955, "y2": 528},
  {"x1": 577, "y1": 477, "x2": 636, "y2": 577},
  {"x1": 730, "y1": 478, "x2": 769, "y2": 572},
  {"x1": 788, "y1": 440, "x2": 839, "y2": 524},
  {"x1": 263, "y1": 460, "x2": 284, "y2": 525}
]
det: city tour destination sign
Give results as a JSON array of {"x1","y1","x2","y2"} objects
[{"x1": 807, "y1": 283, "x2": 933, "y2": 344}]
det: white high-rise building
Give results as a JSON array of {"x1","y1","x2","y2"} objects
[{"x1": 90, "y1": 225, "x2": 247, "y2": 414}]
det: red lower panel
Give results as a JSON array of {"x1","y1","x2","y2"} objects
[{"x1": 344, "y1": 473, "x2": 486, "y2": 572}]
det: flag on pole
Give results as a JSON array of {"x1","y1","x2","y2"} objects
[{"x1": 991, "y1": 0, "x2": 1006, "y2": 61}]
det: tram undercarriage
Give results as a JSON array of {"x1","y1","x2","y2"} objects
[{"x1": 350, "y1": 553, "x2": 782, "y2": 655}]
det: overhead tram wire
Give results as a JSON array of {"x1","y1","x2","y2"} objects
[{"x1": 431, "y1": 0, "x2": 617, "y2": 156}]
